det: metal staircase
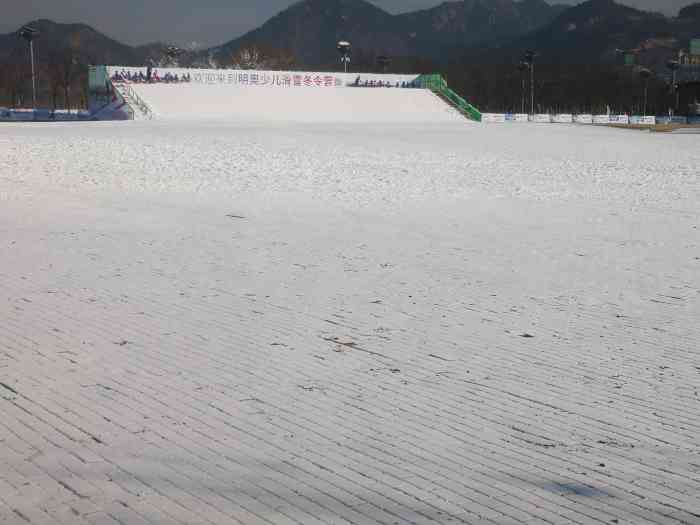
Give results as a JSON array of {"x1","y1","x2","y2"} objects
[{"x1": 112, "y1": 82, "x2": 154, "y2": 120}]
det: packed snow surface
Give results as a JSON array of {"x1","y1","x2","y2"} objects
[
  {"x1": 129, "y1": 83, "x2": 466, "y2": 122},
  {"x1": 1, "y1": 118, "x2": 699, "y2": 525}
]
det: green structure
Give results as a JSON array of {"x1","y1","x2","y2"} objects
[
  {"x1": 415, "y1": 74, "x2": 482, "y2": 122},
  {"x1": 88, "y1": 65, "x2": 112, "y2": 112},
  {"x1": 690, "y1": 39, "x2": 700, "y2": 57}
]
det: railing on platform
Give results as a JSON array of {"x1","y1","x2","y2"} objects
[
  {"x1": 113, "y1": 82, "x2": 154, "y2": 120},
  {"x1": 415, "y1": 74, "x2": 482, "y2": 122}
]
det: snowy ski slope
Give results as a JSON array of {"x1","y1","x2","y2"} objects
[{"x1": 129, "y1": 83, "x2": 466, "y2": 123}]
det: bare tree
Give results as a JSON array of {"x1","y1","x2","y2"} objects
[
  {"x1": 5, "y1": 64, "x2": 27, "y2": 108},
  {"x1": 227, "y1": 45, "x2": 297, "y2": 70},
  {"x1": 231, "y1": 46, "x2": 262, "y2": 69},
  {"x1": 47, "y1": 62, "x2": 62, "y2": 109}
]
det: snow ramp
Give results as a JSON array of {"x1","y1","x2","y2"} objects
[{"x1": 106, "y1": 67, "x2": 475, "y2": 124}]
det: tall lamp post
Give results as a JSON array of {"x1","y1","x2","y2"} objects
[
  {"x1": 666, "y1": 60, "x2": 680, "y2": 116},
  {"x1": 517, "y1": 61, "x2": 529, "y2": 114},
  {"x1": 523, "y1": 50, "x2": 537, "y2": 116},
  {"x1": 337, "y1": 41, "x2": 351, "y2": 74},
  {"x1": 376, "y1": 55, "x2": 390, "y2": 74},
  {"x1": 19, "y1": 25, "x2": 39, "y2": 110},
  {"x1": 639, "y1": 68, "x2": 652, "y2": 116}
]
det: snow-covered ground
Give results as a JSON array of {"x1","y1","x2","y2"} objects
[{"x1": 1, "y1": 117, "x2": 699, "y2": 525}]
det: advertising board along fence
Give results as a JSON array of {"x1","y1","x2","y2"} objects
[
  {"x1": 574, "y1": 114, "x2": 593, "y2": 124},
  {"x1": 504, "y1": 113, "x2": 528, "y2": 122},
  {"x1": 593, "y1": 115, "x2": 611, "y2": 124},
  {"x1": 107, "y1": 66, "x2": 421, "y2": 91},
  {"x1": 481, "y1": 113, "x2": 507, "y2": 123},
  {"x1": 609, "y1": 114, "x2": 630, "y2": 125},
  {"x1": 657, "y1": 116, "x2": 688, "y2": 125},
  {"x1": 629, "y1": 116, "x2": 657, "y2": 125},
  {"x1": 532, "y1": 114, "x2": 551, "y2": 123},
  {"x1": 552, "y1": 114, "x2": 573, "y2": 124}
]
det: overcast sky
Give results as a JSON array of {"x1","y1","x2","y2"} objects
[{"x1": 2, "y1": 0, "x2": 692, "y2": 47}]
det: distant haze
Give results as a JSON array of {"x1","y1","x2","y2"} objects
[{"x1": 0, "y1": 0, "x2": 691, "y2": 48}]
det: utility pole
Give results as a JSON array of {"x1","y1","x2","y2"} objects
[
  {"x1": 666, "y1": 60, "x2": 680, "y2": 116},
  {"x1": 639, "y1": 68, "x2": 652, "y2": 117},
  {"x1": 337, "y1": 41, "x2": 351, "y2": 74},
  {"x1": 376, "y1": 55, "x2": 390, "y2": 74},
  {"x1": 19, "y1": 26, "x2": 39, "y2": 110},
  {"x1": 517, "y1": 61, "x2": 528, "y2": 114},
  {"x1": 523, "y1": 50, "x2": 537, "y2": 115}
]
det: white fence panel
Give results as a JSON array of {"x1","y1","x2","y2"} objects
[
  {"x1": 609, "y1": 114, "x2": 630, "y2": 124},
  {"x1": 629, "y1": 116, "x2": 656, "y2": 125},
  {"x1": 481, "y1": 113, "x2": 507, "y2": 123},
  {"x1": 552, "y1": 114, "x2": 573, "y2": 124}
]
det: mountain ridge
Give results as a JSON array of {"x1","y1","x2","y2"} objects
[{"x1": 1, "y1": 0, "x2": 697, "y2": 70}]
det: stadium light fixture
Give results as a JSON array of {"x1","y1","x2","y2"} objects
[
  {"x1": 523, "y1": 50, "x2": 537, "y2": 116},
  {"x1": 19, "y1": 25, "x2": 39, "y2": 110},
  {"x1": 337, "y1": 41, "x2": 351, "y2": 73}
]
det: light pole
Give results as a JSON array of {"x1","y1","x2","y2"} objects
[
  {"x1": 376, "y1": 55, "x2": 390, "y2": 74},
  {"x1": 639, "y1": 68, "x2": 652, "y2": 116},
  {"x1": 666, "y1": 60, "x2": 680, "y2": 116},
  {"x1": 523, "y1": 50, "x2": 536, "y2": 115},
  {"x1": 517, "y1": 61, "x2": 529, "y2": 114},
  {"x1": 337, "y1": 41, "x2": 351, "y2": 74},
  {"x1": 19, "y1": 25, "x2": 39, "y2": 110}
]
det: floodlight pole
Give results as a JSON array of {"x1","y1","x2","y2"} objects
[
  {"x1": 30, "y1": 39, "x2": 37, "y2": 109},
  {"x1": 523, "y1": 50, "x2": 536, "y2": 116},
  {"x1": 517, "y1": 62, "x2": 528, "y2": 114},
  {"x1": 639, "y1": 68, "x2": 652, "y2": 117},
  {"x1": 20, "y1": 26, "x2": 39, "y2": 110},
  {"x1": 337, "y1": 41, "x2": 351, "y2": 74},
  {"x1": 530, "y1": 61, "x2": 535, "y2": 116},
  {"x1": 671, "y1": 69, "x2": 677, "y2": 116},
  {"x1": 667, "y1": 60, "x2": 680, "y2": 116}
]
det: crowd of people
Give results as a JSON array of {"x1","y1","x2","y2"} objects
[
  {"x1": 351, "y1": 76, "x2": 420, "y2": 88},
  {"x1": 109, "y1": 70, "x2": 422, "y2": 88},
  {"x1": 111, "y1": 69, "x2": 192, "y2": 84}
]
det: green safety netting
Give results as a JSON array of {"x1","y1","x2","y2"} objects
[{"x1": 415, "y1": 74, "x2": 482, "y2": 122}]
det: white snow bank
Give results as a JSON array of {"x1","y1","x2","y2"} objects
[{"x1": 129, "y1": 83, "x2": 467, "y2": 123}]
